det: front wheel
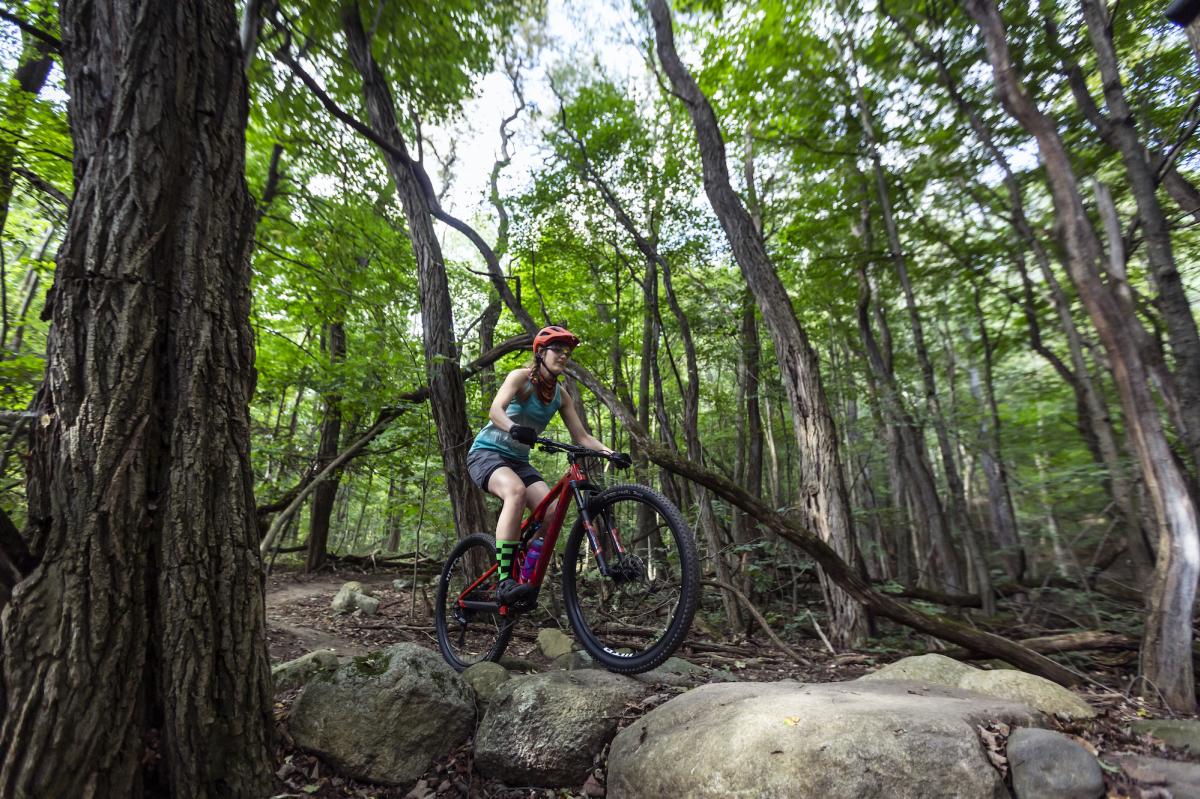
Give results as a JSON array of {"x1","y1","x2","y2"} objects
[
  {"x1": 562, "y1": 484, "x2": 700, "y2": 673},
  {"x1": 435, "y1": 533, "x2": 513, "y2": 671}
]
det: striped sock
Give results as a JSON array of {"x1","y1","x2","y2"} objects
[{"x1": 496, "y1": 540, "x2": 519, "y2": 579}]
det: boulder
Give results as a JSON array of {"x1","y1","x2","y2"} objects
[
  {"x1": 475, "y1": 670, "x2": 645, "y2": 787},
  {"x1": 289, "y1": 643, "x2": 474, "y2": 786},
  {"x1": 354, "y1": 594, "x2": 380, "y2": 616},
  {"x1": 551, "y1": 651, "x2": 596, "y2": 671},
  {"x1": 858, "y1": 655, "x2": 1096, "y2": 721},
  {"x1": 537, "y1": 628, "x2": 576, "y2": 659},
  {"x1": 858, "y1": 653, "x2": 978, "y2": 687},
  {"x1": 272, "y1": 649, "x2": 340, "y2": 694},
  {"x1": 1131, "y1": 718, "x2": 1200, "y2": 753},
  {"x1": 461, "y1": 661, "x2": 511, "y2": 704},
  {"x1": 608, "y1": 680, "x2": 1046, "y2": 799},
  {"x1": 392, "y1": 579, "x2": 409, "y2": 592},
  {"x1": 1007, "y1": 727, "x2": 1104, "y2": 799},
  {"x1": 499, "y1": 655, "x2": 540, "y2": 673},
  {"x1": 1113, "y1": 754, "x2": 1200, "y2": 797},
  {"x1": 331, "y1": 581, "x2": 369, "y2": 614},
  {"x1": 958, "y1": 670, "x2": 1096, "y2": 721}
]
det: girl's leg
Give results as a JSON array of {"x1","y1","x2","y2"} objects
[
  {"x1": 488, "y1": 467, "x2": 527, "y2": 544},
  {"x1": 487, "y1": 468, "x2": 532, "y2": 601},
  {"x1": 523, "y1": 481, "x2": 552, "y2": 515}
]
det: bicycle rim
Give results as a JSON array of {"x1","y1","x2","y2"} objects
[
  {"x1": 563, "y1": 484, "x2": 699, "y2": 673},
  {"x1": 435, "y1": 534, "x2": 513, "y2": 671}
]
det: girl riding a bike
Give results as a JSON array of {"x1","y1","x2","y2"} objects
[{"x1": 467, "y1": 325, "x2": 631, "y2": 606}]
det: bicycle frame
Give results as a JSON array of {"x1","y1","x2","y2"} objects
[{"x1": 455, "y1": 456, "x2": 626, "y2": 617}]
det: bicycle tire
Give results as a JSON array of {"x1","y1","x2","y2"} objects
[
  {"x1": 435, "y1": 533, "x2": 514, "y2": 672},
  {"x1": 562, "y1": 483, "x2": 700, "y2": 673}
]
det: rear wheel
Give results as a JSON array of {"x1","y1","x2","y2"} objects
[
  {"x1": 562, "y1": 484, "x2": 699, "y2": 673},
  {"x1": 435, "y1": 533, "x2": 513, "y2": 671}
]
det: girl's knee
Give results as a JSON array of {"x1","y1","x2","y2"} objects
[{"x1": 498, "y1": 483, "x2": 527, "y2": 505}]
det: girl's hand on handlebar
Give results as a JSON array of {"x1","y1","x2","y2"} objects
[
  {"x1": 509, "y1": 424, "x2": 537, "y2": 446},
  {"x1": 609, "y1": 452, "x2": 632, "y2": 469}
]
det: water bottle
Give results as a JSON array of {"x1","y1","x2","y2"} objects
[{"x1": 520, "y1": 538, "x2": 544, "y2": 581}]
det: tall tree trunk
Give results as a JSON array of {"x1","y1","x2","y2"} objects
[
  {"x1": 846, "y1": 61, "x2": 978, "y2": 598},
  {"x1": 968, "y1": 289, "x2": 1024, "y2": 580},
  {"x1": 733, "y1": 292, "x2": 764, "y2": 594},
  {"x1": 0, "y1": 0, "x2": 273, "y2": 794},
  {"x1": 306, "y1": 321, "x2": 346, "y2": 572},
  {"x1": 854, "y1": 254, "x2": 963, "y2": 602},
  {"x1": 341, "y1": 2, "x2": 489, "y2": 540},
  {"x1": 966, "y1": 0, "x2": 1199, "y2": 712},
  {"x1": 650, "y1": 0, "x2": 865, "y2": 646},
  {"x1": 1081, "y1": 0, "x2": 1200, "y2": 476}
]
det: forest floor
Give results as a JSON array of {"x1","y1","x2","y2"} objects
[{"x1": 264, "y1": 564, "x2": 1199, "y2": 799}]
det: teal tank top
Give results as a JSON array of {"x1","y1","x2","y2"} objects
[{"x1": 471, "y1": 380, "x2": 563, "y2": 462}]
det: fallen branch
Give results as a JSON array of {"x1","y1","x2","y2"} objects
[
  {"x1": 569, "y1": 363, "x2": 1085, "y2": 688},
  {"x1": 702, "y1": 578, "x2": 812, "y2": 667}
]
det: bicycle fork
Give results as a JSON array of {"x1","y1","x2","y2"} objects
[{"x1": 573, "y1": 483, "x2": 626, "y2": 577}]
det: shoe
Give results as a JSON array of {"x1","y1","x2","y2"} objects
[{"x1": 497, "y1": 577, "x2": 535, "y2": 606}]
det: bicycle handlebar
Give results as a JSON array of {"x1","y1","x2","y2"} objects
[{"x1": 535, "y1": 436, "x2": 627, "y2": 466}]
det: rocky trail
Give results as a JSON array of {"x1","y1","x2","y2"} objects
[{"x1": 265, "y1": 569, "x2": 1200, "y2": 799}]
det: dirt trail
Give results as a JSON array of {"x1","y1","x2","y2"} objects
[{"x1": 266, "y1": 571, "x2": 407, "y2": 661}]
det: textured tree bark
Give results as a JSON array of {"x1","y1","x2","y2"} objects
[
  {"x1": 306, "y1": 321, "x2": 347, "y2": 572},
  {"x1": 965, "y1": 0, "x2": 1199, "y2": 712},
  {"x1": 341, "y1": 2, "x2": 489, "y2": 540},
  {"x1": 0, "y1": 0, "x2": 274, "y2": 794},
  {"x1": 649, "y1": 0, "x2": 865, "y2": 647}
]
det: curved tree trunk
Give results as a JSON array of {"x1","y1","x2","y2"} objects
[
  {"x1": 1081, "y1": 0, "x2": 1200, "y2": 477},
  {"x1": 341, "y1": 1, "x2": 489, "y2": 540},
  {"x1": 0, "y1": 0, "x2": 274, "y2": 794},
  {"x1": 649, "y1": 0, "x2": 865, "y2": 647}
]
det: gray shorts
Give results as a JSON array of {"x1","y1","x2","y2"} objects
[{"x1": 467, "y1": 448, "x2": 545, "y2": 492}]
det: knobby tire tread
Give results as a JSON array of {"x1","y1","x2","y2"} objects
[
  {"x1": 435, "y1": 533, "x2": 514, "y2": 672},
  {"x1": 562, "y1": 483, "x2": 700, "y2": 674}
]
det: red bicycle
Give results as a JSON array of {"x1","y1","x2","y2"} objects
[{"x1": 435, "y1": 437, "x2": 699, "y2": 674}]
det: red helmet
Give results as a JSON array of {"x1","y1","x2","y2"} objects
[{"x1": 533, "y1": 325, "x2": 580, "y2": 355}]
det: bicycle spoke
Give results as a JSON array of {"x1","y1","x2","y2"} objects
[{"x1": 563, "y1": 484, "x2": 699, "y2": 672}]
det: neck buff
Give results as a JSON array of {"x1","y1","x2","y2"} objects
[{"x1": 531, "y1": 361, "x2": 558, "y2": 404}]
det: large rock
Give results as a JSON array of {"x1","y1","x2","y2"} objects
[
  {"x1": 1131, "y1": 718, "x2": 1200, "y2": 753},
  {"x1": 272, "y1": 649, "x2": 340, "y2": 694},
  {"x1": 331, "y1": 581, "x2": 370, "y2": 614},
  {"x1": 1007, "y1": 727, "x2": 1104, "y2": 799},
  {"x1": 289, "y1": 643, "x2": 474, "y2": 785},
  {"x1": 1114, "y1": 754, "x2": 1200, "y2": 797},
  {"x1": 475, "y1": 670, "x2": 644, "y2": 787},
  {"x1": 859, "y1": 655, "x2": 1096, "y2": 721},
  {"x1": 608, "y1": 680, "x2": 1046, "y2": 799},
  {"x1": 537, "y1": 628, "x2": 576, "y2": 659},
  {"x1": 461, "y1": 661, "x2": 511, "y2": 704},
  {"x1": 858, "y1": 653, "x2": 978, "y2": 686},
  {"x1": 958, "y1": 670, "x2": 1096, "y2": 721}
]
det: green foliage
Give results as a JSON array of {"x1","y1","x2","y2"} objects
[{"x1": 2, "y1": 0, "x2": 1198, "y2": 642}]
